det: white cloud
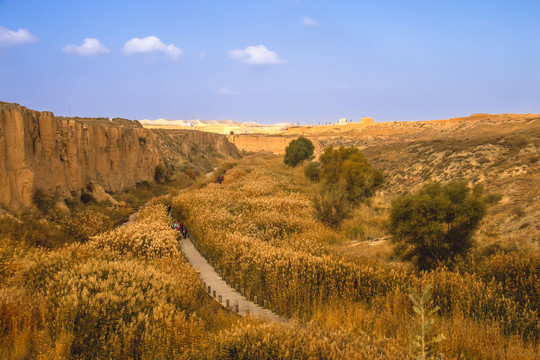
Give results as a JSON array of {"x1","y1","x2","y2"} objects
[
  {"x1": 303, "y1": 16, "x2": 320, "y2": 27},
  {"x1": 229, "y1": 45, "x2": 287, "y2": 66},
  {"x1": 122, "y1": 36, "x2": 182, "y2": 60},
  {"x1": 217, "y1": 87, "x2": 238, "y2": 95},
  {"x1": 62, "y1": 38, "x2": 110, "y2": 56},
  {"x1": 0, "y1": 26, "x2": 37, "y2": 46}
]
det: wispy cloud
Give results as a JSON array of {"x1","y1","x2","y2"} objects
[
  {"x1": 229, "y1": 45, "x2": 287, "y2": 66},
  {"x1": 62, "y1": 38, "x2": 110, "y2": 56},
  {"x1": 217, "y1": 87, "x2": 238, "y2": 95},
  {"x1": 122, "y1": 36, "x2": 182, "y2": 60},
  {"x1": 0, "y1": 26, "x2": 37, "y2": 46},
  {"x1": 303, "y1": 16, "x2": 320, "y2": 27}
]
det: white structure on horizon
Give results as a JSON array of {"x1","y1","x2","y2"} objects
[{"x1": 337, "y1": 118, "x2": 348, "y2": 125}]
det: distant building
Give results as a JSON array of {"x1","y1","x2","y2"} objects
[{"x1": 337, "y1": 118, "x2": 347, "y2": 125}]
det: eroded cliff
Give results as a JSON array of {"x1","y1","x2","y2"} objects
[{"x1": 0, "y1": 102, "x2": 238, "y2": 210}]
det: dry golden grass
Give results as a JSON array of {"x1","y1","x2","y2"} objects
[
  {"x1": 2, "y1": 151, "x2": 539, "y2": 359},
  {"x1": 0, "y1": 204, "x2": 213, "y2": 359},
  {"x1": 172, "y1": 153, "x2": 539, "y2": 358}
]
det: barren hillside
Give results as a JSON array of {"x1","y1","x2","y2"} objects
[{"x1": 226, "y1": 113, "x2": 540, "y2": 246}]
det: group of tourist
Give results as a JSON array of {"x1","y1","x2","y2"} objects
[
  {"x1": 167, "y1": 204, "x2": 188, "y2": 240},
  {"x1": 215, "y1": 170, "x2": 227, "y2": 184},
  {"x1": 172, "y1": 221, "x2": 188, "y2": 239}
]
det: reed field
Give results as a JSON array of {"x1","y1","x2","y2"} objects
[
  {"x1": 173, "y1": 153, "x2": 540, "y2": 359},
  {"x1": 1, "y1": 153, "x2": 539, "y2": 359}
]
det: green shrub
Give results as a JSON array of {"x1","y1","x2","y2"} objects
[
  {"x1": 318, "y1": 146, "x2": 383, "y2": 203},
  {"x1": 390, "y1": 181, "x2": 487, "y2": 270},
  {"x1": 283, "y1": 136, "x2": 315, "y2": 167}
]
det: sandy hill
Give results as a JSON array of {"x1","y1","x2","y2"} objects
[{"x1": 220, "y1": 113, "x2": 540, "y2": 247}]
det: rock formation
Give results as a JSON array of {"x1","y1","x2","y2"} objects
[
  {"x1": 227, "y1": 134, "x2": 295, "y2": 154},
  {"x1": 0, "y1": 102, "x2": 238, "y2": 211}
]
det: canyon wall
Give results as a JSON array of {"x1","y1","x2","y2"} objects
[
  {"x1": 0, "y1": 102, "x2": 238, "y2": 210},
  {"x1": 227, "y1": 134, "x2": 295, "y2": 154}
]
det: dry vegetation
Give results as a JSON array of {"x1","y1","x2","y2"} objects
[
  {"x1": 172, "y1": 154, "x2": 539, "y2": 358},
  {"x1": 361, "y1": 120, "x2": 540, "y2": 248},
  {"x1": 1, "y1": 133, "x2": 539, "y2": 358}
]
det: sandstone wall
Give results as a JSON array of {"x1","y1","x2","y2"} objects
[
  {"x1": 0, "y1": 102, "x2": 238, "y2": 210},
  {"x1": 227, "y1": 134, "x2": 295, "y2": 154}
]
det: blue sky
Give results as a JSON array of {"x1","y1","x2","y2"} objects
[{"x1": 1, "y1": 0, "x2": 539, "y2": 124}]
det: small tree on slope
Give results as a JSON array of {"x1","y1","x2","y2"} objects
[
  {"x1": 389, "y1": 181, "x2": 487, "y2": 270},
  {"x1": 283, "y1": 137, "x2": 315, "y2": 167}
]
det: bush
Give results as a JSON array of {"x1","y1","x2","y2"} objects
[
  {"x1": 346, "y1": 225, "x2": 365, "y2": 241},
  {"x1": 318, "y1": 146, "x2": 383, "y2": 203},
  {"x1": 80, "y1": 191, "x2": 95, "y2": 204},
  {"x1": 154, "y1": 164, "x2": 168, "y2": 184},
  {"x1": 283, "y1": 136, "x2": 315, "y2": 167},
  {"x1": 389, "y1": 181, "x2": 487, "y2": 270},
  {"x1": 32, "y1": 188, "x2": 54, "y2": 213},
  {"x1": 313, "y1": 184, "x2": 352, "y2": 229},
  {"x1": 484, "y1": 192, "x2": 503, "y2": 205},
  {"x1": 304, "y1": 161, "x2": 321, "y2": 182}
]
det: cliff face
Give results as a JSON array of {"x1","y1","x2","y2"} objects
[
  {"x1": 227, "y1": 134, "x2": 294, "y2": 154},
  {"x1": 0, "y1": 102, "x2": 238, "y2": 211}
]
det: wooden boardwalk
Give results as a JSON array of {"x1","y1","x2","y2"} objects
[{"x1": 181, "y1": 237, "x2": 284, "y2": 322}]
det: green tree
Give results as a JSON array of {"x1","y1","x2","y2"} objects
[
  {"x1": 318, "y1": 146, "x2": 384, "y2": 203},
  {"x1": 283, "y1": 137, "x2": 315, "y2": 167},
  {"x1": 389, "y1": 181, "x2": 487, "y2": 270}
]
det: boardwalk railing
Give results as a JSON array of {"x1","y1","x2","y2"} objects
[{"x1": 180, "y1": 236, "x2": 284, "y2": 322}]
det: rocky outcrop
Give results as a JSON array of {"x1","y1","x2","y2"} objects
[{"x1": 0, "y1": 102, "x2": 238, "y2": 211}]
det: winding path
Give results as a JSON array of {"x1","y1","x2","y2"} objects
[{"x1": 180, "y1": 237, "x2": 284, "y2": 322}]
